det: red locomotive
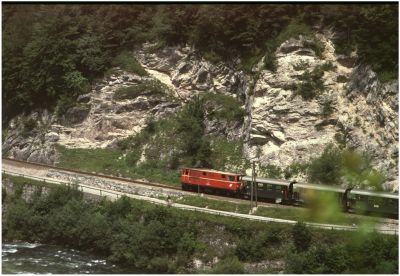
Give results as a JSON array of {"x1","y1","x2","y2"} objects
[{"x1": 180, "y1": 167, "x2": 244, "y2": 195}]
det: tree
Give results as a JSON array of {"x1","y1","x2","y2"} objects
[{"x1": 308, "y1": 144, "x2": 342, "y2": 185}]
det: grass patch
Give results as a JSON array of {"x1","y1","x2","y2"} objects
[
  {"x1": 56, "y1": 145, "x2": 180, "y2": 186},
  {"x1": 175, "y1": 194, "x2": 389, "y2": 226},
  {"x1": 176, "y1": 195, "x2": 251, "y2": 214},
  {"x1": 111, "y1": 51, "x2": 148, "y2": 77},
  {"x1": 114, "y1": 80, "x2": 168, "y2": 100},
  {"x1": 56, "y1": 146, "x2": 126, "y2": 175},
  {"x1": 276, "y1": 17, "x2": 312, "y2": 46}
]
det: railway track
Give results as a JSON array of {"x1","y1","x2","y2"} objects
[
  {"x1": 3, "y1": 157, "x2": 182, "y2": 191},
  {"x1": 2, "y1": 158, "x2": 398, "y2": 228},
  {"x1": 2, "y1": 158, "x2": 289, "y2": 209}
]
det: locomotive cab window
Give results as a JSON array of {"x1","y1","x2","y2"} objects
[
  {"x1": 203, "y1": 172, "x2": 207, "y2": 176},
  {"x1": 185, "y1": 169, "x2": 189, "y2": 175},
  {"x1": 221, "y1": 174, "x2": 226, "y2": 178},
  {"x1": 228, "y1": 176, "x2": 235, "y2": 181}
]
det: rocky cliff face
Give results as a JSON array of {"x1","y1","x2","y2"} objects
[
  {"x1": 3, "y1": 33, "x2": 398, "y2": 190},
  {"x1": 244, "y1": 32, "x2": 397, "y2": 189}
]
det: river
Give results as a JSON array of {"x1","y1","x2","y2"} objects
[{"x1": 2, "y1": 242, "x2": 133, "y2": 274}]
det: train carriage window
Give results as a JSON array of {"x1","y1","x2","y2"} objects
[
  {"x1": 258, "y1": 183, "x2": 264, "y2": 188},
  {"x1": 267, "y1": 184, "x2": 273, "y2": 191}
]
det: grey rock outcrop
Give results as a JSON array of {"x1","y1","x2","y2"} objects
[
  {"x1": 3, "y1": 110, "x2": 60, "y2": 164},
  {"x1": 2, "y1": 69, "x2": 181, "y2": 162},
  {"x1": 243, "y1": 33, "x2": 398, "y2": 189},
  {"x1": 135, "y1": 43, "x2": 249, "y2": 101}
]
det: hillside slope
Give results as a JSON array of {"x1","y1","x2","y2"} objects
[{"x1": 3, "y1": 31, "x2": 398, "y2": 190}]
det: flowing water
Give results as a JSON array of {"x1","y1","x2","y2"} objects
[{"x1": 2, "y1": 242, "x2": 133, "y2": 274}]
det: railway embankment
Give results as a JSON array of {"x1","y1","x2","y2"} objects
[{"x1": 2, "y1": 174, "x2": 398, "y2": 273}]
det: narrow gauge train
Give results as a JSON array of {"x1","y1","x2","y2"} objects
[{"x1": 180, "y1": 167, "x2": 399, "y2": 218}]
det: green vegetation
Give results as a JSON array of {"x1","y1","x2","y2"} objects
[
  {"x1": 322, "y1": 5, "x2": 397, "y2": 82},
  {"x1": 275, "y1": 17, "x2": 312, "y2": 46},
  {"x1": 319, "y1": 61, "x2": 336, "y2": 71},
  {"x1": 320, "y1": 97, "x2": 334, "y2": 118},
  {"x1": 111, "y1": 51, "x2": 148, "y2": 77},
  {"x1": 292, "y1": 60, "x2": 310, "y2": 71},
  {"x1": 211, "y1": 256, "x2": 244, "y2": 274},
  {"x1": 283, "y1": 162, "x2": 309, "y2": 180},
  {"x1": 306, "y1": 144, "x2": 386, "y2": 190},
  {"x1": 303, "y1": 38, "x2": 325, "y2": 58},
  {"x1": 308, "y1": 144, "x2": 342, "y2": 185},
  {"x1": 258, "y1": 164, "x2": 283, "y2": 179},
  {"x1": 295, "y1": 66, "x2": 325, "y2": 100},
  {"x1": 3, "y1": 4, "x2": 397, "y2": 126},
  {"x1": 202, "y1": 93, "x2": 245, "y2": 123},
  {"x1": 114, "y1": 80, "x2": 167, "y2": 100},
  {"x1": 285, "y1": 230, "x2": 398, "y2": 274},
  {"x1": 21, "y1": 117, "x2": 38, "y2": 137},
  {"x1": 294, "y1": 62, "x2": 338, "y2": 100},
  {"x1": 292, "y1": 222, "x2": 312, "y2": 252},
  {"x1": 3, "y1": 180, "x2": 397, "y2": 273}
]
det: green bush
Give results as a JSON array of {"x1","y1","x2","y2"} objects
[
  {"x1": 258, "y1": 164, "x2": 283, "y2": 179},
  {"x1": 264, "y1": 42, "x2": 277, "y2": 72},
  {"x1": 283, "y1": 162, "x2": 309, "y2": 180},
  {"x1": 235, "y1": 238, "x2": 264, "y2": 262},
  {"x1": 307, "y1": 144, "x2": 342, "y2": 185},
  {"x1": 211, "y1": 256, "x2": 245, "y2": 274},
  {"x1": 293, "y1": 60, "x2": 310, "y2": 71},
  {"x1": 295, "y1": 66, "x2": 325, "y2": 100},
  {"x1": 319, "y1": 61, "x2": 336, "y2": 71},
  {"x1": 292, "y1": 222, "x2": 312, "y2": 252},
  {"x1": 303, "y1": 38, "x2": 325, "y2": 58},
  {"x1": 111, "y1": 51, "x2": 148, "y2": 77}
]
